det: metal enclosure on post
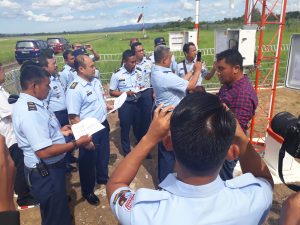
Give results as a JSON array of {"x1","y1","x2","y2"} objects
[
  {"x1": 244, "y1": 0, "x2": 288, "y2": 145},
  {"x1": 169, "y1": 31, "x2": 198, "y2": 52},
  {"x1": 214, "y1": 28, "x2": 257, "y2": 66}
]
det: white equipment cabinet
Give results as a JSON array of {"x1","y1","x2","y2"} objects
[
  {"x1": 169, "y1": 31, "x2": 198, "y2": 51},
  {"x1": 214, "y1": 28, "x2": 257, "y2": 66}
]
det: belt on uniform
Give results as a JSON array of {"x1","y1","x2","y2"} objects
[
  {"x1": 28, "y1": 157, "x2": 66, "y2": 172},
  {"x1": 54, "y1": 109, "x2": 68, "y2": 114}
]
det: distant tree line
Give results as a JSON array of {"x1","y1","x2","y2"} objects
[{"x1": 149, "y1": 10, "x2": 300, "y2": 31}]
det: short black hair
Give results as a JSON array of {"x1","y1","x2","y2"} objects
[
  {"x1": 20, "y1": 65, "x2": 50, "y2": 90},
  {"x1": 38, "y1": 53, "x2": 53, "y2": 68},
  {"x1": 183, "y1": 42, "x2": 195, "y2": 54},
  {"x1": 216, "y1": 49, "x2": 243, "y2": 71},
  {"x1": 74, "y1": 55, "x2": 86, "y2": 72},
  {"x1": 40, "y1": 48, "x2": 54, "y2": 58},
  {"x1": 20, "y1": 61, "x2": 39, "y2": 73},
  {"x1": 170, "y1": 93, "x2": 237, "y2": 175},
  {"x1": 121, "y1": 49, "x2": 135, "y2": 66},
  {"x1": 63, "y1": 49, "x2": 73, "y2": 60},
  {"x1": 131, "y1": 42, "x2": 142, "y2": 53}
]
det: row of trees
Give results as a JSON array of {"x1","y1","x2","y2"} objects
[{"x1": 150, "y1": 10, "x2": 300, "y2": 31}]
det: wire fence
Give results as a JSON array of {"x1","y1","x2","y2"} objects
[{"x1": 4, "y1": 44, "x2": 289, "y2": 94}]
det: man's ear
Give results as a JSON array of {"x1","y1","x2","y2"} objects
[
  {"x1": 226, "y1": 144, "x2": 240, "y2": 161},
  {"x1": 233, "y1": 65, "x2": 240, "y2": 74},
  {"x1": 162, "y1": 135, "x2": 173, "y2": 151}
]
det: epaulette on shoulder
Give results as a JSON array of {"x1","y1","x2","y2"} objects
[
  {"x1": 27, "y1": 102, "x2": 37, "y2": 111},
  {"x1": 69, "y1": 82, "x2": 78, "y2": 89},
  {"x1": 114, "y1": 68, "x2": 121, "y2": 73}
]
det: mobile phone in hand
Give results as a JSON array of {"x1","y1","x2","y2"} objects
[{"x1": 197, "y1": 51, "x2": 202, "y2": 62}]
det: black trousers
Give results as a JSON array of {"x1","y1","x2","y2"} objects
[{"x1": 9, "y1": 143, "x2": 31, "y2": 201}]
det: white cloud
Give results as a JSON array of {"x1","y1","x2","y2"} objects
[
  {"x1": 0, "y1": 0, "x2": 21, "y2": 9},
  {"x1": 61, "y1": 15, "x2": 74, "y2": 21},
  {"x1": 79, "y1": 15, "x2": 95, "y2": 20},
  {"x1": 23, "y1": 10, "x2": 53, "y2": 22},
  {"x1": 180, "y1": 0, "x2": 193, "y2": 10},
  {"x1": 32, "y1": 0, "x2": 68, "y2": 8}
]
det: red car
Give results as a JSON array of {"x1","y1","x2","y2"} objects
[{"x1": 47, "y1": 37, "x2": 71, "y2": 54}]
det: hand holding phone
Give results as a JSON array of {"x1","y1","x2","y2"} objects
[{"x1": 197, "y1": 51, "x2": 202, "y2": 62}]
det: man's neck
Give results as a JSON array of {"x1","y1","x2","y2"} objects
[
  {"x1": 156, "y1": 63, "x2": 169, "y2": 69},
  {"x1": 186, "y1": 57, "x2": 194, "y2": 63},
  {"x1": 22, "y1": 90, "x2": 40, "y2": 100},
  {"x1": 124, "y1": 65, "x2": 134, "y2": 73},
  {"x1": 136, "y1": 56, "x2": 143, "y2": 64},
  {"x1": 229, "y1": 72, "x2": 244, "y2": 85},
  {"x1": 175, "y1": 162, "x2": 219, "y2": 185},
  {"x1": 78, "y1": 74, "x2": 92, "y2": 82}
]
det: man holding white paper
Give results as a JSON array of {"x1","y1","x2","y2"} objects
[{"x1": 66, "y1": 55, "x2": 112, "y2": 205}]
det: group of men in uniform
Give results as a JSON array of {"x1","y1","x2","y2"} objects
[
  {"x1": 0, "y1": 35, "x2": 262, "y2": 225},
  {"x1": 107, "y1": 42, "x2": 272, "y2": 225}
]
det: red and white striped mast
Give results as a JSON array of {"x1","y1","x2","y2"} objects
[{"x1": 195, "y1": 0, "x2": 200, "y2": 45}]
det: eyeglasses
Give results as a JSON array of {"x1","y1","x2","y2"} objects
[{"x1": 136, "y1": 49, "x2": 145, "y2": 52}]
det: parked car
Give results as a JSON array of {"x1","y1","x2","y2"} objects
[
  {"x1": 15, "y1": 40, "x2": 49, "y2": 64},
  {"x1": 47, "y1": 37, "x2": 71, "y2": 54}
]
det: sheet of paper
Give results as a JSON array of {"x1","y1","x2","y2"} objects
[
  {"x1": 134, "y1": 87, "x2": 153, "y2": 93},
  {"x1": 108, "y1": 92, "x2": 127, "y2": 114},
  {"x1": 71, "y1": 117, "x2": 105, "y2": 140}
]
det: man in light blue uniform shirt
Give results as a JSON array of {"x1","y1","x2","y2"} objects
[
  {"x1": 12, "y1": 65, "x2": 91, "y2": 225},
  {"x1": 66, "y1": 55, "x2": 111, "y2": 205},
  {"x1": 149, "y1": 37, "x2": 177, "y2": 73},
  {"x1": 151, "y1": 44, "x2": 202, "y2": 182},
  {"x1": 59, "y1": 50, "x2": 77, "y2": 91},
  {"x1": 176, "y1": 42, "x2": 216, "y2": 88},
  {"x1": 39, "y1": 54, "x2": 77, "y2": 173},
  {"x1": 109, "y1": 50, "x2": 143, "y2": 156},
  {"x1": 107, "y1": 93, "x2": 273, "y2": 225},
  {"x1": 131, "y1": 42, "x2": 153, "y2": 152}
]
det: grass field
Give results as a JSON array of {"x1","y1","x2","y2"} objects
[{"x1": 0, "y1": 29, "x2": 295, "y2": 85}]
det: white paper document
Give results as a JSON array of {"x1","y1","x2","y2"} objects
[
  {"x1": 71, "y1": 117, "x2": 105, "y2": 140},
  {"x1": 134, "y1": 87, "x2": 153, "y2": 93},
  {"x1": 108, "y1": 92, "x2": 127, "y2": 114}
]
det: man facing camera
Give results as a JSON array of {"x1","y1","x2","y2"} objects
[
  {"x1": 216, "y1": 49, "x2": 258, "y2": 180},
  {"x1": 107, "y1": 93, "x2": 273, "y2": 225}
]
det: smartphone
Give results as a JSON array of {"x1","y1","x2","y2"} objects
[{"x1": 197, "y1": 51, "x2": 202, "y2": 62}]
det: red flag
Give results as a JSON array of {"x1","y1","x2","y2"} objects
[{"x1": 137, "y1": 13, "x2": 143, "y2": 23}]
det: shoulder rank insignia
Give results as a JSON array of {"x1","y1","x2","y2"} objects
[
  {"x1": 114, "y1": 68, "x2": 121, "y2": 73},
  {"x1": 69, "y1": 82, "x2": 78, "y2": 89},
  {"x1": 27, "y1": 102, "x2": 37, "y2": 111}
]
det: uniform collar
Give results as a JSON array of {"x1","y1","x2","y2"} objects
[
  {"x1": 50, "y1": 74, "x2": 59, "y2": 81},
  {"x1": 20, "y1": 93, "x2": 44, "y2": 107},
  {"x1": 185, "y1": 58, "x2": 196, "y2": 65},
  {"x1": 159, "y1": 173, "x2": 225, "y2": 198},
  {"x1": 137, "y1": 57, "x2": 147, "y2": 65},
  {"x1": 153, "y1": 64, "x2": 172, "y2": 73},
  {"x1": 64, "y1": 64, "x2": 71, "y2": 70},
  {"x1": 122, "y1": 65, "x2": 136, "y2": 75},
  {"x1": 76, "y1": 75, "x2": 94, "y2": 87},
  {"x1": 0, "y1": 85, "x2": 3, "y2": 91}
]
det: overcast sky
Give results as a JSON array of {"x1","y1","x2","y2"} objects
[{"x1": 0, "y1": 0, "x2": 299, "y2": 34}]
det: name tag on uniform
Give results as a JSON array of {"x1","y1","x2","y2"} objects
[
  {"x1": 119, "y1": 78, "x2": 125, "y2": 82},
  {"x1": 86, "y1": 91, "x2": 93, "y2": 96}
]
